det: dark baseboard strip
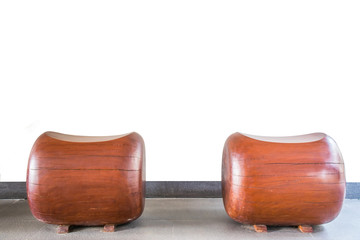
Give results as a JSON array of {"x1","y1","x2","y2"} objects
[
  {"x1": 146, "y1": 181, "x2": 221, "y2": 198},
  {"x1": 0, "y1": 182, "x2": 26, "y2": 199},
  {"x1": 345, "y1": 182, "x2": 360, "y2": 199},
  {"x1": 0, "y1": 181, "x2": 359, "y2": 199}
]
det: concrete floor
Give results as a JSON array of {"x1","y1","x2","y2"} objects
[{"x1": 0, "y1": 199, "x2": 359, "y2": 240}]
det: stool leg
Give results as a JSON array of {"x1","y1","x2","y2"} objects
[
  {"x1": 254, "y1": 225, "x2": 267, "y2": 232},
  {"x1": 298, "y1": 225, "x2": 313, "y2": 233},
  {"x1": 103, "y1": 224, "x2": 115, "y2": 232},
  {"x1": 56, "y1": 225, "x2": 70, "y2": 234}
]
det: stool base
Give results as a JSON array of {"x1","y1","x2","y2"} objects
[
  {"x1": 254, "y1": 225, "x2": 267, "y2": 232},
  {"x1": 103, "y1": 224, "x2": 115, "y2": 232},
  {"x1": 298, "y1": 225, "x2": 313, "y2": 233},
  {"x1": 56, "y1": 225, "x2": 70, "y2": 234}
]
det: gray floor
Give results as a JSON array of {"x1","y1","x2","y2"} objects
[{"x1": 0, "y1": 199, "x2": 359, "y2": 240}]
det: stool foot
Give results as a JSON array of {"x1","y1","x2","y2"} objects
[
  {"x1": 103, "y1": 224, "x2": 115, "y2": 232},
  {"x1": 56, "y1": 225, "x2": 70, "y2": 234},
  {"x1": 254, "y1": 225, "x2": 267, "y2": 232},
  {"x1": 298, "y1": 225, "x2": 313, "y2": 233}
]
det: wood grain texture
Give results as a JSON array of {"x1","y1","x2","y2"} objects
[
  {"x1": 222, "y1": 132, "x2": 345, "y2": 226},
  {"x1": 27, "y1": 132, "x2": 145, "y2": 226}
]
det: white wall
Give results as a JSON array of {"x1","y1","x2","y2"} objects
[{"x1": 1, "y1": 1, "x2": 359, "y2": 182}]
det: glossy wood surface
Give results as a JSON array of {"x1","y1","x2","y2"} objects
[
  {"x1": 27, "y1": 132, "x2": 145, "y2": 226},
  {"x1": 222, "y1": 132, "x2": 345, "y2": 226}
]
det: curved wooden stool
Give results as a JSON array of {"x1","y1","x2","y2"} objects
[
  {"x1": 222, "y1": 132, "x2": 345, "y2": 233},
  {"x1": 27, "y1": 132, "x2": 145, "y2": 233}
]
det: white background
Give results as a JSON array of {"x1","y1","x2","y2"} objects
[{"x1": 0, "y1": 1, "x2": 359, "y2": 182}]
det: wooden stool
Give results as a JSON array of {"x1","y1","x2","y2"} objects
[
  {"x1": 27, "y1": 131, "x2": 145, "y2": 233},
  {"x1": 222, "y1": 132, "x2": 345, "y2": 233}
]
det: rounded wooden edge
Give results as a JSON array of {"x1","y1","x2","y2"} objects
[
  {"x1": 238, "y1": 132, "x2": 327, "y2": 144},
  {"x1": 43, "y1": 131, "x2": 138, "y2": 143},
  {"x1": 29, "y1": 215, "x2": 143, "y2": 227}
]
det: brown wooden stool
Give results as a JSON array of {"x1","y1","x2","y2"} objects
[
  {"x1": 222, "y1": 132, "x2": 345, "y2": 233},
  {"x1": 27, "y1": 131, "x2": 145, "y2": 233}
]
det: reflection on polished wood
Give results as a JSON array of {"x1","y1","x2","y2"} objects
[
  {"x1": 222, "y1": 132, "x2": 345, "y2": 232},
  {"x1": 27, "y1": 131, "x2": 145, "y2": 233}
]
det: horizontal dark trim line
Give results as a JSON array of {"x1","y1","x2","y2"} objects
[
  {"x1": 264, "y1": 162, "x2": 343, "y2": 165},
  {"x1": 30, "y1": 168, "x2": 140, "y2": 171},
  {"x1": 232, "y1": 173, "x2": 344, "y2": 177},
  {"x1": 0, "y1": 181, "x2": 359, "y2": 199},
  {"x1": 38, "y1": 155, "x2": 141, "y2": 159},
  {"x1": 231, "y1": 182, "x2": 345, "y2": 189},
  {"x1": 236, "y1": 200, "x2": 342, "y2": 204}
]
